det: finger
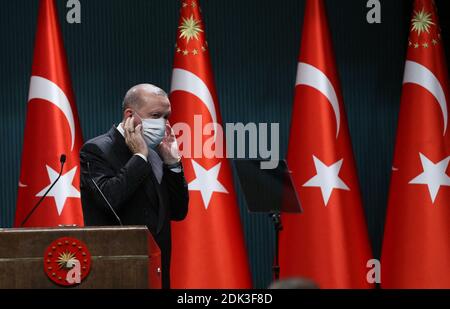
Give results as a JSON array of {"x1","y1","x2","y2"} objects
[
  {"x1": 166, "y1": 132, "x2": 175, "y2": 143},
  {"x1": 165, "y1": 124, "x2": 176, "y2": 142},
  {"x1": 135, "y1": 123, "x2": 143, "y2": 135},
  {"x1": 124, "y1": 117, "x2": 130, "y2": 131},
  {"x1": 129, "y1": 116, "x2": 135, "y2": 130},
  {"x1": 159, "y1": 123, "x2": 170, "y2": 142},
  {"x1": 123, "y1": 118, "x2": 130, "y2": 139},
  {"x1": 165, "y1": 122, "x2": 174, "y2": 133},
  {"x1": 169, "y1": 124, "x2": 177, "y2": 140},
  {"x1": 128, "y1": 117, "x2": 136, "y2": 134},
  {"x1": 169, "y1": 125, "x2": 176, "y2": 138},
  {"x1": 133, "y1": 118, "x2": 140, "y2": 131}
]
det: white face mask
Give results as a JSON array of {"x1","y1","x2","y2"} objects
[{"x1": 134, "y1": 112, "x2": 166, "y2": 149}]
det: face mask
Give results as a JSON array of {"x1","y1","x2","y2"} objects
[{"x1": 134, "y1": 112, "x2": 166, "y2": 149}]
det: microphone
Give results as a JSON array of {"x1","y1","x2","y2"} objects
[
  {"x1": 87, "y1": 161, "x2": 122, "y2": 226},
  {"x1": 21, "y1": 154, "x2": 66, "y2": 227}
]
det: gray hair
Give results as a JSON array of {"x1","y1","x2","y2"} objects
[{"x1": 122, "y1": 84, "x2": 168, "y2": 111}]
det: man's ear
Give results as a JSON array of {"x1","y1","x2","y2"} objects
[{"x1": 123, "y1": 108, "x2": 133, "y2": 119}]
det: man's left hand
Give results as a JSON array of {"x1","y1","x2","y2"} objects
[{"x1": 158, "y1": 122, "x2": 181, "y2": 165}]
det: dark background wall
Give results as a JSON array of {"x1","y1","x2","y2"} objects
[{"x1": 1, "y1": 0, "x2": 449, "y2": 288}]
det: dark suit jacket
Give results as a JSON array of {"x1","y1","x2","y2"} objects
[{"x1": 79, "y1": 126, "x2": 189, "y2": 289}]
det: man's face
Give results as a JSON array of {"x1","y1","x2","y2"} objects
[{"x1": 124, "y1": 94, "x2": 171, "y2": 127}]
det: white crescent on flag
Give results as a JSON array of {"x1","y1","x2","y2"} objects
[
  {"x1": 403, "y1": 60, "x2": 448, "y2": 135},
  {"x1": 28, "y1": 76, "x2": 76, "y2": 150},
  {"x1": 296, "y1": 62, "x2": 341, "y2": 138},
  {"x1": 170, "y1": 68, "x2": 218, "y2": 141}
]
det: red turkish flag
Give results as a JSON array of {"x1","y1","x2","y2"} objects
[
  {"x1": 169, "y1": 0, "x2": 252, "y2": 288},
  {"x1": 381, "y1": 0, "x2": 450, "y2": 288},
  {"x1": 279, "y1": 0, "x2": 373, "y2": 288},
  {"x1": 14, "y1": 0, "x2": 84, "y2": 227}
]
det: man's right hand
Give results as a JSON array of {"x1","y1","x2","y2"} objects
[{"x1": 123, "y1": 116, "x2": 148, "y2": 158}]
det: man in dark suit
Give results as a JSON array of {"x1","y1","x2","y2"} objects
[{"x1": 80, "y1": 84, "x2": 189, "y2": 289}]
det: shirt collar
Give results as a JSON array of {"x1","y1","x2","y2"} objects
[{"x1": 116, "y1": 122, "x2": 125, "y2": 137}]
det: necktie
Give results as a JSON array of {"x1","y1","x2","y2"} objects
[{"x1": 147, "y1": 148, "x2": 163, "y2": 184}]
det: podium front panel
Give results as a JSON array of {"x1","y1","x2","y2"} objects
[{"x1": 0, "y1": 226, "x2": 161, "y2": 289}]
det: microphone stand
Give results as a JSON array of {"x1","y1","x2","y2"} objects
[
  {"x1": 87, "y1": 161, "x2": 122, "y2": 226},
  {"x1": 21, "y1": 155, "x2": 66, "y2": 227}
]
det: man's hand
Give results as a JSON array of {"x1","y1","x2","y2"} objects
[
  {"x1": 123, "y1": 116, "x2": 148, "y2": 158},
  {"x1": 158, "y1": 121, "x2": 181, "y2": 165}
]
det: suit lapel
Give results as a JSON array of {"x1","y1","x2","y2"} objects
[{"x1": 108, "y1": 126, "x2": 133, "y2": 168}]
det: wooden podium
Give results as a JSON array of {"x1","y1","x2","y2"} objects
[{"x1": 0, "y1": 226, "x2": 161, "y2": 289}]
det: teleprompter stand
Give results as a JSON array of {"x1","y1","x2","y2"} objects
[{"x1": 233, "y1": 160, "x2": 302, "y2": 281}]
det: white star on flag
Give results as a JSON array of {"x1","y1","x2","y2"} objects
[
  {"x1": 409, "y1": 153, "x2": 450, "y2": 204},
  {"x1": 188, "y1": 160, "x2": 228, "y2": 209},
  {"x1": 303, "y1": 156, "x2": 350, "y2": 206},
  {"x1": 36, "y1": 165, "x2": 80, "y2": 216}
]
